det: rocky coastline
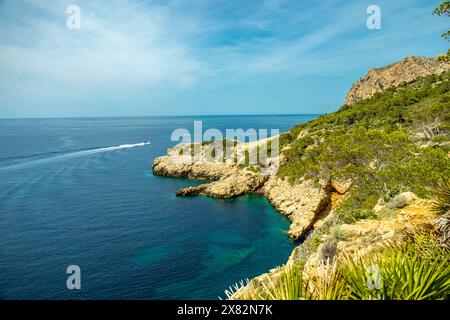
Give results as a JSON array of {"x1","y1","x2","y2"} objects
[{"x1": 152, "y1": 147, "x2": 336, "y2": 241}]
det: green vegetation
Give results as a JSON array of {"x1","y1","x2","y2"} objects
[
  {"x1": 178, "y1": 139, "x2": 238, "y2": 159},
  {"x1": 344, "y1": 226, "x2": 450, "y2": 300},
  {"x1": 432, "y1": 178, "x2": 450, "y2": 246},
  {"x1": 433, "y1": 1, "x2": 450, "y2": 41},
  {"x1": 232, "y1": 227, "x2": 450, "y2": 300},
  {"x1": 230, "y1": 174, "x2": 450, "y2": 300},
  {"x1": 178, "y1": 139, "x2": 275, "y2": 169}
]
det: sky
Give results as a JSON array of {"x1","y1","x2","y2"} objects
[{"x1": 0, "y1": 0, "x2": 448, "y2": 118}]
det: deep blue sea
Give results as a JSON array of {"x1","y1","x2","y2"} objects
[{"x1": 0, "y1": 115, "x2": 318, "y2": 300}]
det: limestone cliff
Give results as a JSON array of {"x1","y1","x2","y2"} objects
[
  {"x1": 259, "y1": 177, "x2": 330, "y2": 240},
  {"x1": 344, "y1": 55, "x2": 450, "y2": 105}
]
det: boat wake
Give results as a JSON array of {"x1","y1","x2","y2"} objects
[{"x1": 0, "y1": 141, "x2": 150, "y2": 172}]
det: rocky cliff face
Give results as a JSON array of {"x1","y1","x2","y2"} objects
[
  {"x1": 344, "y1": 56, "x2": 450, "y2": 105},
  {"x1": 259, "y1": 177, "x2": 330, "y2": 240}
]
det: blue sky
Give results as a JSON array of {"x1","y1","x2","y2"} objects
[{"x1": 0, "y1": 0, "x2": 448, "y2": 118}]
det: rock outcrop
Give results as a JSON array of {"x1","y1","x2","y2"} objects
[
  {"x1": 259, "y1": 177, "x2": 330, "y2": 240},
  {"x1": 344, "y1": 55, "x2": 450, "y2": 105},
  {"x1": 305, "y1": 200, "x2": 435, "y2": 269},
  {"x1": 176, "y1": 172, "x2": 269, "y2": 198},
  {"x1": 152, "y1": 154, "x2": 238, "y2": 180}
]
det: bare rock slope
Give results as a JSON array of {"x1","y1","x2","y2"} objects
[{"x1": 344, "y1": 55, "x2": 450, "y2": 105}]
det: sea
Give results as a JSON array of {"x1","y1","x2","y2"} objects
[{"x1": 0, "y1": 115, "x2": 318, "y2": 300}]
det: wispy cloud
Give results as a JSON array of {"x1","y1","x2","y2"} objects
[
  {"x1": 0, "y1": 0, "x2": 447, "y2": 117},
  {"x1": 0, "y1": 0, "x2": 205, "y2": 100}
]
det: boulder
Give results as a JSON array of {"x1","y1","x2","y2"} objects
[{"x1": 389, "y1": 192, "x2": 418, "y2": 209}]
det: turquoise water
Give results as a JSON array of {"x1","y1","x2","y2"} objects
[{"x1": 0, "y1": 115, "x2": 317, "y2": 299}]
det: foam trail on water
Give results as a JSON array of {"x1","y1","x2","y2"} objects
[{"x1": 0, "y1": 141, "x2": 150, "y2": 172}]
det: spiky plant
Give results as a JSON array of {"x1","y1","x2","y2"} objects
[
  {"x1": 306, "y1": 258, "x2": 349, "y2": 300},
  {"x1": 431, "y1": 178, "x2": 450, "y2": 215},
  {"x1": 394, "y1": 226, "x2": 448, "y2": 259},
  {"x1": 431, "y1": 178, "x2": 450, "y2": 247},
  {"x1": 435, "y1": 212, "x2": 450, "y2": 248},
  {"x1": 230, "y1": 225, "x2": 450, "y2": 300},
  {"x1": 223, "y1": 279, "x2": 250, "y2": 300},
  {"x1": 224, "y1": 265, "x2": 310, "y2": 300},
  {"x1": 258, "y1": 264, "x2": 310, "y2": 300},
  {"x1": 342, "y1": 230, "x2": 450, "y2": 300}
]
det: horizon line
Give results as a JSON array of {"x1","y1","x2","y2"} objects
[{"x1": 0, "y1": 113, "x2": 325, "y2": 120}]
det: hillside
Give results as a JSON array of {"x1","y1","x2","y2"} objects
[
  {"x1": 152, "y1": 53, "x2": 450, "y2": 300},
  {"x1": 278, "y1": 62, "x2": 450, "y2": 221},
  {"x1": 231, "y1": 57, "x2": 450, "y2": 300}
]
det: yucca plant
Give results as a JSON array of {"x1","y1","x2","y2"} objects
[
  {"x1": 225, "y1": 265, "x2": 310, "y2": 300},
  {"x1": 306, "y1": 258, "x2": 349, "y2": 300},
  {"x1": 223, "y1": 279, "x2": 250, "y2": 300},
  {"x1": 343, "y1": 235, "x2": 450, "y2": 300},
  {"x1": 258, "y1": 264, "x2": 310, "y2": 300},
  {"x1": 431, "y1": 178, "x2": 450, "y2": 215},
  {"x1": 435, "y1": 212, "x2": 450, "y2": 247},
  {"x1": 431, "y1": 178, "x2": 450, "y2": 247},
  {"x1": 341, "y1": 254, "x2": 382, "y2": 300},
  {"x1": 395, "y1": 226, "x2": 448, "y2": 260},
  {"x1": 230, "y1": 224, "x2": 450, "y2": 300}
]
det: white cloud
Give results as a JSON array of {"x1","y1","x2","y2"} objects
[{"x1": 0, "y1": 0, "x2": 205, "y2": 100}]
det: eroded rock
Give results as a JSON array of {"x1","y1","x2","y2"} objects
[
  {"x1": 344, "y1": 56, "x2": 450, "y2": 105},
  {"x1": 152, "y1": 155, "x2": 238, "y2": 180},
  {"x1": 176, "y1": 172, "x2": 269, "y2": 198},
  {"x1": 260, "y1": 177, "x2": 331, "y2": 240}
]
